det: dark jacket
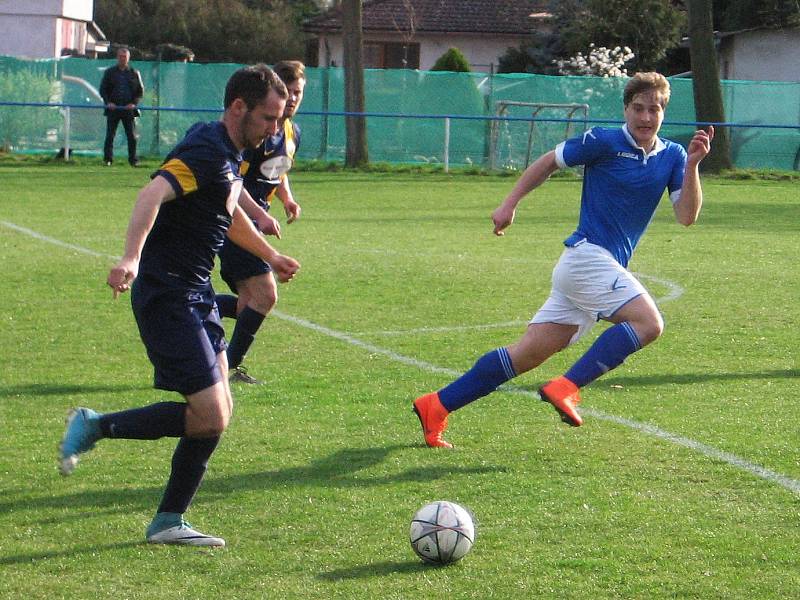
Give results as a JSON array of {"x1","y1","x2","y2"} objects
[{"x1": 99, "y1": 65, "x2": 144, "y2": 117}]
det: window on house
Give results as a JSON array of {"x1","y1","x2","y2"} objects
[{"x1": 363, "y1": 42, "x2": 420, "y2": 69}]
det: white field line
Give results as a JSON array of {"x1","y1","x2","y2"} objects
[
  {"x1": 360, "y1": 271, "x2": 685, "y2": 337},
  {"x1": 4, "y1": 219, "x2": 798, "y2": 496}
]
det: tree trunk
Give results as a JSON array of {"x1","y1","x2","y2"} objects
[
  {"x1": 687, "y1": 0, "x2": 732, "y2": 172},
  {"x1": 342, "y1": 0, "x2": 369, "y2": 167}
]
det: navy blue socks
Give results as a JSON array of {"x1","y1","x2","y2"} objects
[
  {"x1": 157, "y1": 436, "x2": 221, "y2": 514},
  {"x1": 565, "y1": 322, "x2": 642, "y2": 388},
  {"x1": 99, "y1": 402, "x2": 186, "y2": 439},
  {"x1": 226, "y1": 306, "x2": 266, "y2": 369},
  {"x1": 438, "y1": 348, "x2": 517, "y2": 412}
]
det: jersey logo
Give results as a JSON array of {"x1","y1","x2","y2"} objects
[
  {"x1": 611, "y1": 276, "x2": 627, "y2": 291},
  {"x1": 617, "y1": 151, "x2": 640, "y2": 160},
  {"x1": 582, "y1": 129, "x2": 597, "y2": 144},
  {"x1": 259, "y1": 155, "x2": 293, "y2": 184}
]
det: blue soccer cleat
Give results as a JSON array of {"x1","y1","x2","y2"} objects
[{"x1": 58, "y1": 407, "x2": 102, "y2": 476}]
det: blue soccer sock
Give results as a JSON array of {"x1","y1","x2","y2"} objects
[
  {"x1": 216, "y1": 294, "x2": 238, "y2": 319},
  {"x1": 226, "y1": 306, "x2": 266, "y2": 369},
  {"x1": 438, "y1": 348, "x2": 517, "y2": 412},
  {"x1": 565, "y1": 322, "x2": 642, "y2": 388},
  {"x1": 99, "y1": 401, "x2": 186, "y2": 439},
  {"x1": 157, "y1": 436, "x2": 221, "y2": 514}
]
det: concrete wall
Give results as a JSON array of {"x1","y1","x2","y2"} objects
[
  {"x1": 0, "y1": 0, "x2": 92, "y2": 21},
  {"x1": 719, "y1": 28, "x2": 800, "y2": 82},
  {"x1": 0, "y1": 0, "x2": 92, "y2": 58},
  {"x1": 0, "y1": 15, "x2": 59, "y2": 58}
]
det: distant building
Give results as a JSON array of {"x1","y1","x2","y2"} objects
[
  {"x1": 716, "y1": 27, "x2": 800, "y2": 82},
  {"x1": 303, "y1": 0, "x2": 551, "y2": 72},
  {"x1": 0, "y1": 0, "x2": 109, "y2": 59}
]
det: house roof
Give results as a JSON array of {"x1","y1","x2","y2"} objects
[{"x1": 303, "y1": 0, "x2": 552, "y2": 36}]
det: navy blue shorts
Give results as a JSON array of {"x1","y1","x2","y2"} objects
[
  {"x1": 131, "y1": 275, "x2": 226, "y2": 395},
  {"x1": 218, "y1": 237, "x2": 271, "y2": 294}
]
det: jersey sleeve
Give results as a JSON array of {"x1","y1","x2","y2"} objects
[
  {"x1": 555, "y1": 127, "x2": 608, "y2": 168},
  {"x1": 157, "y1": 147, "x2": 237, "y2": 198},
  {"x1": 555, "y1": 127, "x2": 608, "y2": 169},
  {"x1": 293, "y1": 123, "x2": 301, "y2": 154},
  {"x1": 667, "y1": 143, "x2": 688, "y2": 204}
]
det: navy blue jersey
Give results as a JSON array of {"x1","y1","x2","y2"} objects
[
  {"x1": 139, "y1": 121, "x2": 243, "y2": 289},
  {"x1": 555, "y1": 125, "x2": 687, "y2": 268},
  {"x1": 240, "y1": 119, "x2": 300, "y2": 210}
]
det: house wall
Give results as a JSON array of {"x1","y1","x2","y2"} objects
[
  {"x1": 0, "y1": 16, "x2": 59, "y2": 58},
  {"x1": 718, "y1": 28, "x2": 800, "y2": 82},
  {"x1": 315, "y1": 31, "x2": 525, "y2": 72},
  {"x1": 0, "y1": 0, "x2": 92, "y2": 58}
]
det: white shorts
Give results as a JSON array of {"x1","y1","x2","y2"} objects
[{"x1": 530, "y1": 242, "x2": 649, "y2": 346}]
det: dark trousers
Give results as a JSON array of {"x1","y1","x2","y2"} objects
[{"x1": 103, "y1": 111, "x2": 137, "y2": 164}]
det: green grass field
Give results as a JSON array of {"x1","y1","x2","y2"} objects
[{"x1": 1, "y1": 160, "x2": 798, "y2": 599}]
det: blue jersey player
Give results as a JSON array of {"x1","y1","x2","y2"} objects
[
  {"x1": 216, "y1": 60, "x2": 306, "y2": 384},
  {"x1": 413, "y1": 72, "x2": 714, "y2": 448},
  {"x1": 58, "y1": 65, "x2": 300, "y2": 546}
]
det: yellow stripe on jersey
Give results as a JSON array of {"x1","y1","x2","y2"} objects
[
  {"x1": 161, "y1": 158, "x2": 198, "y2": 195},
  {"x1": 240, "y1": 160, "x2": 251, "y2": 176},
  {"x1": 284, "y1": 120, "x2": 296, "y2": 159}
]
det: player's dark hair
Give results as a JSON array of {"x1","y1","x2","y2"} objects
[
  {"x1": 224, "y1": 64, "x2": 288, "y2": 110},
  {"x1": 273, "y1": 60, "x2": 306, "y2": 85},
  {"x1": 624, "y1": 72, "x2": 671, "y2": 108}
]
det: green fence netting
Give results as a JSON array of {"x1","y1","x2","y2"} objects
[{"x1": 1, "y1": 55, "x2": 799, "y2": 170}]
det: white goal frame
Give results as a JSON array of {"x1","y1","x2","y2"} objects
[{"x1": 490, "y1": 101, "x2": 590, "y2": 169}]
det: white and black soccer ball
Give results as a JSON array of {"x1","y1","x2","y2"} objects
[{"x1": 409, "y1": 500, "x2": 475, "y2": 565}]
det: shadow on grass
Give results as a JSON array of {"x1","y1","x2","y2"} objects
[
  {"x1": 602, "y1": 368, "x2": 800, "y2": 387},
  {"x1": 0, "y1": 541, "x2": 144, "y2": 566},
  {"x1": 1, "y1": 445, "x2": 507, "y2": 518},
  {"x1": 0, "y1": 382, "x2": 152, "y2": 398},
  {"x1": 318, "y1": 559, "x2": 435, "y2": 581},
  {"x1": 513, "y1": 369, "x2": 800, "y2": 394}
]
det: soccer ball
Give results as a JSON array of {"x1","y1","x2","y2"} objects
[{"x1": 409, "y1": 500, "x2": 475, "y2": 565}]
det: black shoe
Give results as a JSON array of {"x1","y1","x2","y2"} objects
[
  {"x1": 129, "y1": 160, "x2": 140, "y2": 167},
  {"x1": 229, "y1": 366, "x2": 263, "y2": 385}
]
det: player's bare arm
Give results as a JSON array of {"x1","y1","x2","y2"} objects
[
  {"x1": 107, "y1": 176, "x2": 176, "y2": 298},
  {"x1": 674, "y1": 126, "x2": 714, "y2": 227},
  {"x1": 237, "y1": 187, "x2": 281, "y2": 238},
  {"x1": 492, "y1": 150, "x2": 560, "y2": 236},
  {"x1": 227, "y1": 206, "x2": 299, "y2": 282},
  {"x1": 277, "y1": 176, "x2": 301, "y2": 224}
]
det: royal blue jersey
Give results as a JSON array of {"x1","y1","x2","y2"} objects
[
  {"x1": 240, "y1": 119, "x2": 301, "y2": 210},
  {"x1": 555, "y1": 125, "x2": 687, "y2": 268},
  {"x1": 139, "y1": 121, "x2": 242, "y2": 289}
]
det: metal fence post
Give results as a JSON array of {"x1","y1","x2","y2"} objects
[
  {"x1": 444, "y1": 116, "x2": 450, "y2": 173},
  {"x1": 63, "y1": 106, "x2": 71, "y2": 161}
]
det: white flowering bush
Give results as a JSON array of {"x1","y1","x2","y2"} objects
[{"x1": 555, "y1": 44, "x2": 635, "y2": 77}]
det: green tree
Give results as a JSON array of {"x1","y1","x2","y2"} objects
[
  {"x1": 497, "y1": 31, "x2": 563, "y2": 74},
  {"x1": 94, "y1": 0, "x2": 314, "y2": 63},
  {"x1": 431, "y1": 48, "x2": 472, "y2": 72},
  {"x1": 718, "y1": 0, "x2": 800, "y2": 29},
  {"x1": 556, "y1": 0, "x2": 685, "y2": 71}
]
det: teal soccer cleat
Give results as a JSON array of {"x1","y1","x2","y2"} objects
[{"x1": 58, "y1": 407, "x2": 101, "y2": 475}]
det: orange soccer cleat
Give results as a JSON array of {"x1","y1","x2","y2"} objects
[
  {"x1": 539, "y1": 376, "x2": 583, "y2": 427},
  {"x1": 412, "y1": 392, "x2": 453, "y2": 449}
]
